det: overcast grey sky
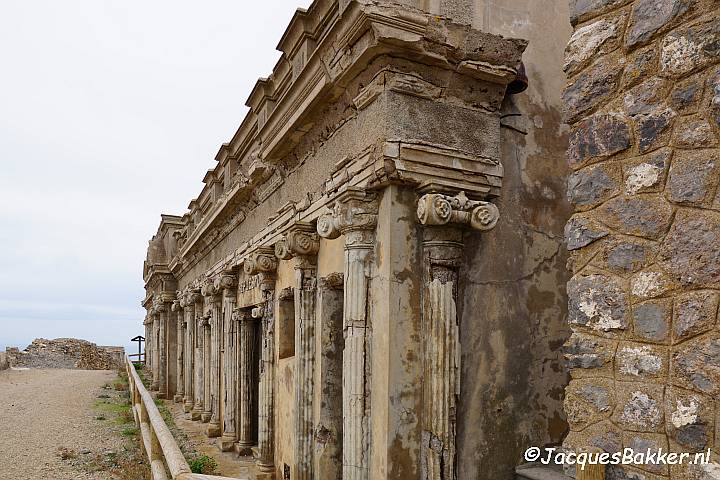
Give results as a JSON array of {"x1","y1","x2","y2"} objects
[{"x1": 0, "y1": 0, "x2": 312, "y2": 354}]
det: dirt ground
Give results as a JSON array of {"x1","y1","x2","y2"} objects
[{"x1": 0, "y1": 368, "x2": 127, "y2": 479}]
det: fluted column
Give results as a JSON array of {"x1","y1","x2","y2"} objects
[
  {"x1": 217, "y1": 273, "x2": 238, "y2": 451},
  {"x1": 151, "y1": 312, "x2": 160, "y2": 390},
  {"x1": 183, "y1": 290, "x2": 199, "y2": 413},
  {"x1": 201, "y1": 310, "x2": 212, "y2": 423},
  {"x1": 244, "y1": 247, "x2": 278, "y2": 472},
  {"x1": 416, "y1": 191, "x2": 499, "y2": 480},
  {"x1": 173, "y1": 299, "x2": 185, "y2": 403},
  {"x1": 317, "y1": 188, "x2": 378, "y2": 480},
  {"x1": 203, "y1": 281, "x2": 223, "y2": 437},
  {"x1": 236, "y1": 309, "x2": 256, "y2": 454},
  {"x1": 192, "y1": 304, "x2": 205, "y2": 421},
  {"x1": 276, "y1": 222, "x2": 320, "y2": 480},
  {"x1": 158, "y1": 305, "x2": 168, "y2": 398}
]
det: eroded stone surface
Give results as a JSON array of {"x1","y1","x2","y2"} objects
[
  {"x1": 563, "y1": 57, "x2": 624, "y2": 123},
  {"x1": 659, "y1": 210, "x2": 720, "y2": 286},
  {"x1": 597, "y1": 195, "x2": 674, "y2": 239},
  {"x1": 568, "y1": 113, "x2": 632, "y2": 167},
  {"x1": 626, "y1": 0, "x2": 691, "y2": 48},
  {"x1": 673, "y1": 290, "x2": 719, "y2": 343},
  {"x1": 568, "y1": 274, "x2": 629, "y2": 333}
]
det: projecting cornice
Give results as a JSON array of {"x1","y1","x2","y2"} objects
[{"x1": 157, "y1": 0, "x2": 526, "y2": 280}]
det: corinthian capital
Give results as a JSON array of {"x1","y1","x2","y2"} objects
[
  {"x1": 244, "y1": 247, "x2": 278, "y2": 275},
  {"x1": 417, "y1": 191, "x2": 499, "y2": 231},
  {"x1": 274, "y1": 222, "x2": 320, "y2": 260},
  {"x1": 317, "y1": 188, "x2": 378, "y2": 239}
]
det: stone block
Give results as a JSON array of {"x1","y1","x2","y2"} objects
[
  {"x1": 569, "y1": 0, "x2": 632, "y2": 25},
  {"x1": 626, "y1": 0, "x2": 692, "y2": 48},
  {"x1": 671, "y1": 334, "x2": 720, "y2": 396},
  {"x1": 567, "y1": 163, "x2": 621, "y2": 209},
  {"x1": 565, "y1": 378, "x2": 616, "y2": 430},
  {"x1": 632, "y1": 298, "x2": 672, "y2": 344},
  {"x1": 665, "y1": 387, "x2": 715, "y2": 453},
  {"x1": 667, "y1": 150, "x2": 720, "y2": 205},
  {"x1": 661, "y1": 17, "x2": 720, "y2": 77},
  {"x1": 711, "y1": 67, "x2": 720, "y2": 129},
  {"x1": 568, "y1": 274, "x2": 629, "y2": 334},
  {"x1": 568, "y1": 113, "x2": 632, "y2": 168},
  {"x1": 622, "y1": 432, "x2": 669, "y2": 475},
  {"x1": 565, "y1": 419, "x2": 622, "y2": 452},
  {"x1": 624, "y1": 148, "x2": 672, "y2": 195},
  {"x1": 613, "y1": 383, "x2": 665, "y2": 432},
  {"x1": 673, "y1": 290, "x2": 719, "y2": 343},
  {"x1": 599, "y1": 237, "x2": 653, "y2": 273},
  {"x1": 669, "y1": 78, "x2": 704, "y2": 114},
  {"x1": 658, "y1": 210, "x2": 720, "y2": 286},
  {"x1": 615, "y1": 342, "x2": 668, "y2": 381},
  {"x1": 623, "y1": 45, "x2": 658, "y2": 89},
  {"x1": 672, "y1": 118, "x2": 718, "y2": 148},
  {"x1": 597, "y1": 195, "x2": 674, "y2": 239},
  {"x1": 564, "y1": 332, "x2": 617, "y2": 378},
  {"x1": 635, "y1": 106, "x2": 677, "y2": 153},
  {"x1": 565, "y1": 215, "x2": 610, "y2": 250},
  {"x1": 565, "y1": 14, "x2": 625, "y2": 76},
  {"x1": 630, "y1": 269, "x2": 673, "y2": 300},
  {"x1": 624, "y1": 77, "x2": 668, "y2": 116},
  {"x1": 563, "y1": 56, "x2": 623, "y2": 123}
]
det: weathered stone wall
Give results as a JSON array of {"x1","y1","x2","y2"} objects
[
  {"x1": 0, "y1": 351, "x2": 8, "y2": 371},
  {"x1": 456, "y1": 1, "x2": 574, "y2": 479},
  {"x1": 562, "y1": 0, "x2": 720, "y2": 477}
]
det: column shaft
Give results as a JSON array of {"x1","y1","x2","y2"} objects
[
  {"x1": 237, "y1": 312, "x2": 256, "y2": 453},
  {"x1": 421, "y1": 227, "x2": 463, "y2": 480},
  {"x1": 158, "y1": 309, "x2": 168, "y2": 398},
  {"x1": 207, "y1": 296, "x2": 223, "y2": 437},
  {"x1": 175, "y1": 306, "x2": 185, "y2": 403},
  {"x1": 219, "y1": 293, "x2": 238, "y2": 450},
  {"x1": 256, "y1": 293, "x2": 275, "y2": 471},
  {"x1": 192, "y1": 312, "x2": 205, "y2": 421},
  {"x1": 343, "y1": 230, "x2": 374, "y2": 480},
  {"x1": 183, "y1": 304, "x2": 195, "y2": 413},
  {"x1": 202, "y1": 316, "x2": 212, "y2": 422},
  {"x1": 151, "y1": 316, "x2": 160, "y2": 390}
]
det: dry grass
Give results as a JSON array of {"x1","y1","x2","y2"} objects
[{"x1": 57, "y1": 447, "x2": 77, "y2": 460}]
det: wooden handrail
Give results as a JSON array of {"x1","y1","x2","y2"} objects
[{"x1": 125, "y1": 356, "x2": 237, "y2": 480}]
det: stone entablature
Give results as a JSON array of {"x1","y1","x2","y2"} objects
[{"x1": 162, "y1": 1, "x2": 525, "y2": 280}]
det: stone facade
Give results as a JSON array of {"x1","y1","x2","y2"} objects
[
  {"x1": 142, "y1": 2, "x2": 571, "y2": 478},
  {"x1": 563, "y1": 0, "x2": 720, "y2": 478}
]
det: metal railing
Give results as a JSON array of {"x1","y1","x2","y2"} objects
[{"x1": 125, "y1": 357, "x2": 236, "y2": 480}]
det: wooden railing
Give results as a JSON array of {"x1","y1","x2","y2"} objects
[{"x1": 125, "y1": 357, "x2": 236, "y2": 480}]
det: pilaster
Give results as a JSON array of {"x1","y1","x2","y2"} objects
[
  {"x1": 276, "y1": 222, "x2": 319, "y2": 480},
  {"x1": 318, "y1": 188, "x2": 378, "y2": 480}
]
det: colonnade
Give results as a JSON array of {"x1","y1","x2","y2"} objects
[{"x1": 143, "y1": 188, "x2": 499, "y2": 479}]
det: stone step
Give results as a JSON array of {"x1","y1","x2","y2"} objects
[{"x1": 515, "y1": 463, "x2": 573, "y2": 480}]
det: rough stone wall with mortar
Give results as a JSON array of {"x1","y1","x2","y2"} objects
[{"x1": 562, "y1": 0, "x2": 720, "y2": 477}]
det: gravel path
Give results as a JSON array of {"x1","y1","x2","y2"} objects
[{"x1": 0, "y1": 368, "x2": 120, "y2": 479}]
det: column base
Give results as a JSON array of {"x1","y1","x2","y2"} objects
[
  {"x1": 234, "y1": 442, "x2": 254, "y2": 456},
  {"x1": 191, "y1": 407, "x2": 203, "y2": 421},
  {"x1": 183, "y1": 400, "x2": 193, "y2": 413},
  {"x1": 206, "y1": 422, "x2": 221, "y2": 438},
  {"x1": 158, "y1": 389, "x2": 168, "y2": 400},
  {"x1": 173, "y1": 394, "x2": 183, "y2": 403},
  {"x1": 218, "y1": 435, "x2": 237, "y2": 451},
  {"x1": 256, "y1": 473, "x2": 275, "y2": 480},
  {"x1": 201, "y1": 411, "x2": 212, "y2": 423}
]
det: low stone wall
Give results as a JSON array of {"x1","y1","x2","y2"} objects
[{"x1": 9, "y1": 338, "x2": 125, "y2": 370}]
